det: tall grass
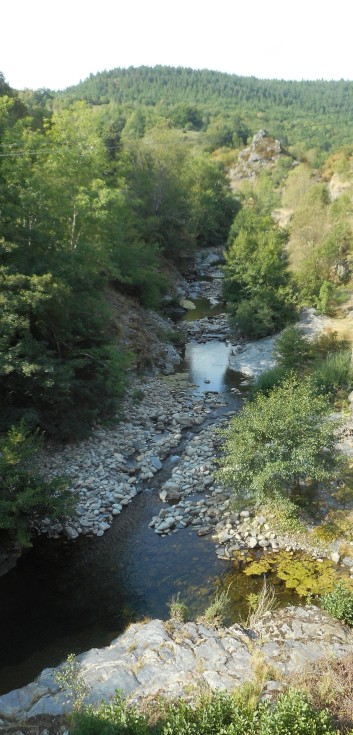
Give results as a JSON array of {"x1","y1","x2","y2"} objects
[{"x1": 311, "y1": 349, "x2": 353, "y2": 396}]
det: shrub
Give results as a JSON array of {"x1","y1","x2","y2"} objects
[
  {"x1": 217, "y1": 375, "x2": 345, "y2": 506},
  {"x1": 167, "y1": 593, "x2": 188, "y2": 623},
  {"x1": 251, "y1": 365, "x2": 289, "y2": 396},
  {"x1": 311, "y1": 330, "x2": 349, "y2": 359},
  {"x1": 199, "y1": 589, "x2": 231, "y2": 627},
  {"x1": 70, "y1": 690, "x2": 337, "y2": 735},
  {"x1": 230, "y1": 297, "x2": 275, "y2": 339},
  {"x1": 293, "y1": 653, "x2": 353, "y2": 731},
  {"x1": 320, "y1": 583, "x2": 353, "y2": 626},
  {"x1": 311, "y1": 350, "x2": 353, "y2": 396},
  {"x1": 244, "y1": 580, "x2": 278, "y2": 627},
  {"x1": 273, "y1": 326, "x2": 313, "y2": 371}
]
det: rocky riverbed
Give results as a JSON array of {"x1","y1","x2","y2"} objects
[{"x1": 38, "y1": 375, "x2": 226, "y2": 541}]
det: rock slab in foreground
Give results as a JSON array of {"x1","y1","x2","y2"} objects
[{"x1": 1, "y1": 606, "x2": 352, "y2": 721}]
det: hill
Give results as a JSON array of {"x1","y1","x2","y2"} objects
[{"x1": 58, "y1": 65, "x2": 353, "y2": 155}]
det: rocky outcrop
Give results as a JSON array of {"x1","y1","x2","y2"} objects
[
  {"x1": 0, "y1": 607, "x2": 352, "y2": 720},
  {"x1": 229, "y1": 130, "x2": 289, "y2": 187}
]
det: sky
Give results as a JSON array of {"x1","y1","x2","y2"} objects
[{"x1": 3, "y1": 0, "x2": 353, "y2": 90}]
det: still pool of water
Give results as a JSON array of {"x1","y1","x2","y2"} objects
[
  {"x1": 182, "y1": 298, "x2": 225, "y2": 321},
  {"x1": 183, "y1": 341, "x2": 249, "y2": 396},
  {"x1": 0, "y1": 490, "x2": 231, "y2": 694}
]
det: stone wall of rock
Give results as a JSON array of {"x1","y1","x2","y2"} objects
[{"x1": 0, "y1": 606, "x2": 352, "y2": 721}]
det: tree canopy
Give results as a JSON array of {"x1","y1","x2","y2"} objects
[{"x1": 217, "y1": 376, "x2": 345, "y2": 504}]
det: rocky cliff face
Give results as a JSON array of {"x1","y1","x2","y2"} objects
[{"x1": 0, "y1": 606, "x2": 352, "y2": 721}]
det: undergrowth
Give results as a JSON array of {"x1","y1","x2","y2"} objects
[{"x1": 68, "y1": 689, "x2": 339, "y2": 735}]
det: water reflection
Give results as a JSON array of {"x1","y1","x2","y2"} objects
[{"x1": 182, "y1": 298, "x2": 225, "y2": 322}]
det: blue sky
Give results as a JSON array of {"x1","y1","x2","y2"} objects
[{"x1": 3, "y1": 0, "x2": 353, "y2": 90}]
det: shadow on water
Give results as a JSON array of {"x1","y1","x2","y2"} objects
[{"x1": 0, "y1": 491, "x2": 231, "y2": 694}]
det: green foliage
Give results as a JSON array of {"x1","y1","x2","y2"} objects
[
  {"x1": 294, "y1": 220, "x2": 353, "y2": 311},
  {"x1": 224, "y1": 209, "x2": 296, "y2": 338},
  {"x1": 69, "y1": 689, "x2": 337, "y2": 735},
  {"x1": 199, "y1": 589, "x2": 231, "y2": 626},
  {"x1": 263, "y1": 494, "x2": 306, "y2": 535},
  {"x1": 230, "y1": 297, "x2": 275, "y2": 339},
  {"x1": 0, "y1": 252, "x2": 128, "y2": 439},
  {"x1": 243, "y1": 551, "x2": 338, "y2": 597},
  {"x1": 0, "y1": 422, "x2": 74, "y2": 545},
  {"x1": 311, "y1": 350, "x2": 353, "y2": 397},
  {"x1": 54, "y1": 653, "x2": 91, "y2": 711},
  {"x1": 320, "y1": 583, "x2": 353, "y2": 626},
  {"x1": 71, "y1": 691, "x2": 150, "y2": 735},
  {"x1": 311, "y1": 330, "x2": 349, "y2": 359},
  {"x1": 273, "y1": 327, "x2": 313, "y2": 371},
  {"x1": 167, "y1": 593, "x2": 189, "y2": 623},
  {"x1": 251, "y1": 365, "x2": 289, "y2": 397},
  {"x1": 61, "y1": 66, "x2": 353, "y2": 156},
  {"x1": 217, "y1": 375, "x2": 345, "y2": 505}
]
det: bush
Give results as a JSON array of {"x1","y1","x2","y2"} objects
[
  {"x1": 167, "y1": 593, "x2": 188, "y2": 623},
  {"x1": 311, "y1": 330, "x2": 349, "y2": 360},
  {"x1": 273, "y1": 326, "x2": 313, "y2": 371},
  {"x1": 199, "y1": 589, "x2": 231, "y2": 626},
  {"x1": 217, "y1": 375, "x2": 345, "y2": 506},
  {"x1": 251, "y1": 365, "x2": 289, "y2": 396},
  {"x1": 230, "y1": 297, "x2": 275, "y2": 339},
  {"x1": 320, "y1": 583, "x2": 353, "y2": 626},
  {"x1": 70, "y1": 690, "x2": 337, "y2": 735},
  {"x1": 311, "y1": 350, "x2": 353, "y2": 396}
]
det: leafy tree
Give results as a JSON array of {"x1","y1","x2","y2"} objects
[
  {"x1": 0, "y1": 422, "x2": 74, "y2": 546},
  {"x1": 187, "y1": 154, "x2": 238, "y2": 246},
  {"x1": 224, "y1": 209, "x2": 296, "y2": 337},
  {"x1": 217, "y1": 376, "x2": 345, "y2": 505}
]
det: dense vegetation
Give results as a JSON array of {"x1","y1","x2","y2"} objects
[
  {"x1": 58, "y1": 66, "x2": 353, "y2": 157},
  {"x1": 217, "y1": 375, "x2": 345, "y2": 506},
  {"x1": 63, "y1": 687, "x2": 347, "y2": 735},
  {"x1": 0, "y1": 75, "x2": 236, "y2": 442},
  {"x1": 2, "y1": 62, "x2": 353, "y2": 547}
]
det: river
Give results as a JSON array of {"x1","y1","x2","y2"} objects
[{"x1": 0, "y1": 265, "x2": 251, "y2": 694}]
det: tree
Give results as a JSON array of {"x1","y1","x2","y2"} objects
[
  {"x1": 217, "y1": 376, "x2": 345, "y2": 504},
  {"x1": 0, "y1": 422, "x2": 74, "y2": 546},
  {"x1": 224, "y1": 209, "x2": 296, "y2": 337}
]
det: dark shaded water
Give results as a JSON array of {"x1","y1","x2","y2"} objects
[{"x1": 0, "y1": 488, "x2": 231, "y2": 693}]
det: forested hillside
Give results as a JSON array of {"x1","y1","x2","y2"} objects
[{"x1": 57, "y1": 66, "x2": 353, "y2": 157}]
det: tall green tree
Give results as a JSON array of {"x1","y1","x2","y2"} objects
[{"x1": 217, "y1": 376, "x2": 345, "y2": 505}]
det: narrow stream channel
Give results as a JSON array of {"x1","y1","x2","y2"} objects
[{"x1": 0, "y1": 270, "x2": 248, "y2": 695}]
